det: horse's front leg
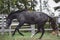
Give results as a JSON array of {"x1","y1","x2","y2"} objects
[{"x1": 31, "y1": 24, "x2": 45, "y2": 39}]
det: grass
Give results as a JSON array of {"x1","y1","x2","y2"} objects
[{"x1": 0, "y1": 32, "x2": 60, "y2": 40}]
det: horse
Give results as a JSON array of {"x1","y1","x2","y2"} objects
[{"x1": 6, "y1": 9, "x2": 59, "y2": 39}]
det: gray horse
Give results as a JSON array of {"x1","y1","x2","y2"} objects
[{"x1": 6, "y1": 9, "x2": 59, "y2": 39}]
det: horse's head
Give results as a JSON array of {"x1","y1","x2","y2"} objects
[{"x1": 5, "y1": 15, "x2": 12, "y2": 28}]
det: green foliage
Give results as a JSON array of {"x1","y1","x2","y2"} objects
[
  {"x1": 0, "y1": 0, "x2": 10, "y2": 14},
  {"x1": 0, "y1": 0, "x2": 37, "y2": 14},
  {"x1": 0, "y1": 32, "x2": 60, "y2": 40}
]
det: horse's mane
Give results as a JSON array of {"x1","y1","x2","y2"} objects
[{"x1": 8, "y1": 9, "x2": 27, "y2": 17}]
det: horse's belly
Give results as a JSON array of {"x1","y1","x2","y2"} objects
[{"x1": 26, "y1": 20, "x2": 36, "y2": 24}]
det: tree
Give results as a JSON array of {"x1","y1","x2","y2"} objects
[
  {"x1": 30, "y1": 0, "x2": 37, "y2": 11},
  {"x1": 0, "y1": 0, "x2": 37, "y2": 14},
  {"x1": 0, "y1": 0, "x2": 5, "y2": 13},
  {"x1": 0, "y1": 0, "x2": 11, "y2": 14},
  {"x1": 54, "y1": 0, "x2": 60, "y2": 3},
  {"x1": 15, "y1": 0, "x2": 37, "y2": 11},
  {"x1": 53, "y1": 0, "x2": 60, "y2": 10}
]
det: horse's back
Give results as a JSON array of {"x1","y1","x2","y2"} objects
[{"x1": 21, "y1": 11, "x2": 49, "y2": 23}]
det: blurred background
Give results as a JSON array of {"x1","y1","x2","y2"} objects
[{"x1": 0, "y1": 0, "x2": 60, "y2": 40}]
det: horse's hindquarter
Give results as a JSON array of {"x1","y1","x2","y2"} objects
[{"x1": 36, "y1": 12, "x2": 49, "y2": 22}]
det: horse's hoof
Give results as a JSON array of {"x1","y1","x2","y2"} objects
[
  {"x1": 31, "y1": 34, "x2": 34, "y2": 38},
  {"x1": 20, "y1": 34, "x2": 24, "y2": 36},
  {"x1": 22, "y1": 35, "x2": 24, "y2": 37}
]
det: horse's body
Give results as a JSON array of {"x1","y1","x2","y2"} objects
[{"x1": 6, "y1": 9, "x2": 59, "y2": 39}]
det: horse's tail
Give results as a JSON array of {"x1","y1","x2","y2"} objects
[
  {"x1": 48, "y1": 15, "x2": 60, "y2": 36},
  {"x1": 48, "y1": 15, "x2": 59, "y2": 31},
  {"x1": 42, "y1": 13, "x2": 57, "y2": 31}
]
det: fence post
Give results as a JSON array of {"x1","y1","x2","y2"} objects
[
  {"x1": 1, "y1": 14, "x2": 5, "y2": 35},
  {"x1": 9, "y1": 25, "x2": 11, "y2": 36},
  {"x1": 31, "y1": 24, "x2": 35, "y2": 37}
]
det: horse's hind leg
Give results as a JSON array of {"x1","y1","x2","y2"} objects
[
  {"x1": 38, "y1": 23, "x2": 45, "y2": 39},
  {"x1": 31, "y1": 25, "x2": 40, "y2": 37},
  {"x1": 39, "y1": 26, "x2": 45, "y2": 39},
  {"x1": 31, "y1": 24, "x2": 45, "y2": 39},
  {"x1": 12, "y1": 20, "x2": 24, "y2": 36}
]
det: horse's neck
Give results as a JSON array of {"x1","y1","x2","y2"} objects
[{"x1": 8, "y1": 14, "x2": 14, "y2": 20}]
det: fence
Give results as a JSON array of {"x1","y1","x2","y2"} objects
[{"x1": 0, "y1": 14, "x2": 53, "y2": 36}]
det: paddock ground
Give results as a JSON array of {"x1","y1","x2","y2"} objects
[{"x1": 0, "y1": 32, "x2": 60, "y2": 40}]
